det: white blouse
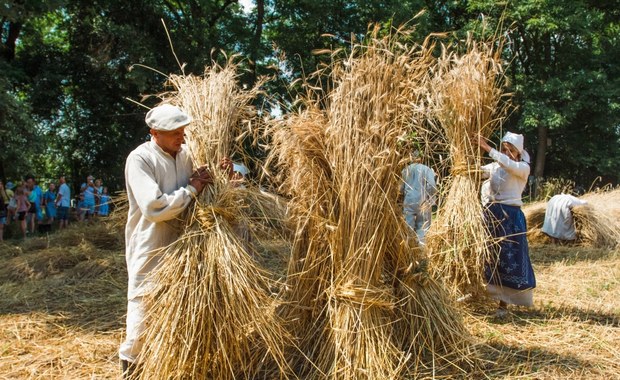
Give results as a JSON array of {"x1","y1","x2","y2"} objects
[{"x1": 481, "y1": 148, "x2": 530, "y2": 207}]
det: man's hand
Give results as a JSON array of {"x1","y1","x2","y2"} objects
[{"x1": 190, "y1": 165, "x2": 213, "y2": 193}]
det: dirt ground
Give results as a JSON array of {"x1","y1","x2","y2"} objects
[{"x1": 0, "y1": 192, "x2": 618, "y2": 379}]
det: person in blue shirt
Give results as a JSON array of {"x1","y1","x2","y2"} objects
[
  {"x1": 83, "y1": 175, "x2": 97, "y2": 220},
  {"x1": 25, "y1": 175, "x2": 43, "y2": 233},
  {"x1": 400, "y1": 150, "x2": 437, "y2": 245},
  {"x1": 98, "y1": 187, "x2": 111, "y2": 216},
  {"x1": 43, "y1": 182, "x2": 57, "y2": 224},
  {"x1": 55, "y1": 175, "x2": 71, "y2": 229}
]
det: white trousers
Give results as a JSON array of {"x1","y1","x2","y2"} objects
[
  {"x1": 404, "y1": 204, "x2": 432, "y2": 244},
  {"x1": 119, "y1": 296, "x2": 146, "y2": 362}
]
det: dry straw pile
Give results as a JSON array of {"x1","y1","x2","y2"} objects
[
  {"x1": 426, "y1": 36, "x2": 510, "y2": 299},
  {"x1": 572, "y1": 204, "x2": 620, "y2": 249},
  {"x1": 268, "y1": 25, "x2": 471, "y2": 379},
  {"x1": 134, "y1": 62, "x2": 290, "y2": 380},
  {"x1": 524, "y1": 192, "x2": 620, "y2": 249}
]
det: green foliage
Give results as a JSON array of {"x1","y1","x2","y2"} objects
[
  {"x1": 1, "y1": 0, "x2": 619, "y2": 190},
  {"x1": 460, "y1": 0, "x2": 620, "y2": 185}
]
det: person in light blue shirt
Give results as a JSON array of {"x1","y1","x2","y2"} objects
[
  {"x1": 83, "y1": 175, "x2": 97, "y2": 220},
  {"x1": 400, "y1": 150, "x2": 437, "y2": 244},
  {"x1": 98, "y1": 187, "x2": 111, "y2": 216},
  {"x1": 56, "y1": 175, "x2": 71, "y2": 229},
  {"x1": 25, "y1": 175, "x2": 43, "y2": 233},
  {"x1": 43, "y1": 182, "x2": 57, "y2": 224}
]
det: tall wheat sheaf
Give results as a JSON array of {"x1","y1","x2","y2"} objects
[
  {"x1": 268, "y1": 26, "x2": 471, "y2": 379},
  {"x1": 426, "y1": 36, "x2": 510, "y2": 299},
  {"x1": 134, "y1": 63, "x2": 291, "y2": 380}
]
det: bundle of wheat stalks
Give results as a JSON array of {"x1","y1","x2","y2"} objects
[
  {"x1": 268, "y1": 26, "x2": 471, "y2": 379},
  {"x1": 135, "y1": 62, "x2": 290, "y2": 380},
  {"x1": 571, "y1": 205, "x2": 620, "y2": 249},
  {"x1": 426, "y1": 36, "x2": 510, "y2": 299}
]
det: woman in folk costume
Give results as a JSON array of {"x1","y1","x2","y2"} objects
[{"x1": 476, "y1": 131, "x2": 536, "y2": 317}]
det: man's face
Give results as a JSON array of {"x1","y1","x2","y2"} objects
[
  {"x1": 152, "y1": 127, "x2": 186, "y2": 155},
  {"x1": 59, "y1": 176, "x2": 65, "y2": 184}
]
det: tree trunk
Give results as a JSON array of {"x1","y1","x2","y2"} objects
[
  {"x1": 1, "y1": 21, "x2": 22, "y2": 61},
  {"x1": 533, "y1": 124, "x2": 548, "y2": 198}
]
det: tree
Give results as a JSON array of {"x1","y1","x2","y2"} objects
[
  {"x1": 3, "y1": 0, "x2": 254, "y2": 191},
  {"x1": 2, "y1": 0, "x2": 618, "y2": 193},
  {"x1": 462, "y1": 0, "x2": 620, "y2": 190},
  {"x1": 266, "y1": 0, "x2": 429, "y2": 100},
  {"x1": 0, "y1": 1, "x2": 64, "y2": 182}
]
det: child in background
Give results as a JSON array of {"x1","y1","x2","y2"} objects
[
  {"x1": 77, "y1": 192, "x2": 86, "y2": 222},
  {"x1": 44, "y1": 182, "x2": 58, "y2": 225},
  {"x1": 6, "y1": 182, "x2": 16, "y2": 225},
  {"x1": 98, "y1": 187, "x2": 110, "y2": 216},
  {"x1": 15, "y1": 185, "x2": 30, "y2": 239}
]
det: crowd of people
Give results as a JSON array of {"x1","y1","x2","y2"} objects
[{"x1": 0, "y1": 174, "x2": 112, "y2": 241}]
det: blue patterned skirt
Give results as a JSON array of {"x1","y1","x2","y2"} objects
[{"x1": 484, "y1": 203, "x2": 536, "y2": 291}]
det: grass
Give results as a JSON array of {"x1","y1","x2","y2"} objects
[
  {"x1": 0, "y1": 223, "x2": 126, "y2": 379},
  {"x1": 0, "y1": 220, "x2": 618, "y2": 379}
]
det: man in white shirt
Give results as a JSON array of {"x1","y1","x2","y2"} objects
[
  {"x1": 119, "y1": 104, "x2": 212, "y2": 378},
  {"x1": 401, "y1": 150, "x2": 437, "y2": 244}
]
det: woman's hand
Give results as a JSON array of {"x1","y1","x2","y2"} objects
[{"x1": 474, "y1": 134, "x2": 492, "y2": 153}]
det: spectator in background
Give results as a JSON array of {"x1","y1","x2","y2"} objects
[
  {"x1": 25, "y1": 176, "x2": 42, "y2": 234},
  {"x1": 56, "y1": 175, "x2": 71, "y2": 229},
  {"x1": 15, "y1": 185, "x2": 30, "y2": 239},
  {"x1": 95, "y1": 178, "x2": 104, "y2": 194},
  {"x1": 77, "y1": 192, "x2": 87, "y2": 222},
  {"x1": 94, "y1": 178, "x2": 104, "y2": 215},
  {"x1": 83, "y1": 175, "x2": 97, "y2": 220},
  {"x1": 28, "y1": 176, "x2": 44, "y2": 222},
  {"x1": 98, "y1": 187, "x2": 111, "y2": 217},
  {"x1": 400, "y1": 150, "x2": 437, "y2": 245},
  {"x1": 5, "y1": 181, "x2": 16, "y2": 226},
  {"x1": 0, "y1": 180, "x2": 9, "y2": 241},
  {"x1": 43, "y1": 182, "x2": 58, "y2": 225}
]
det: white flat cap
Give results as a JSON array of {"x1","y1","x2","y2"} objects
[{"x1": 145, "y1": 104, "x2": 192, "y2": 131}]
